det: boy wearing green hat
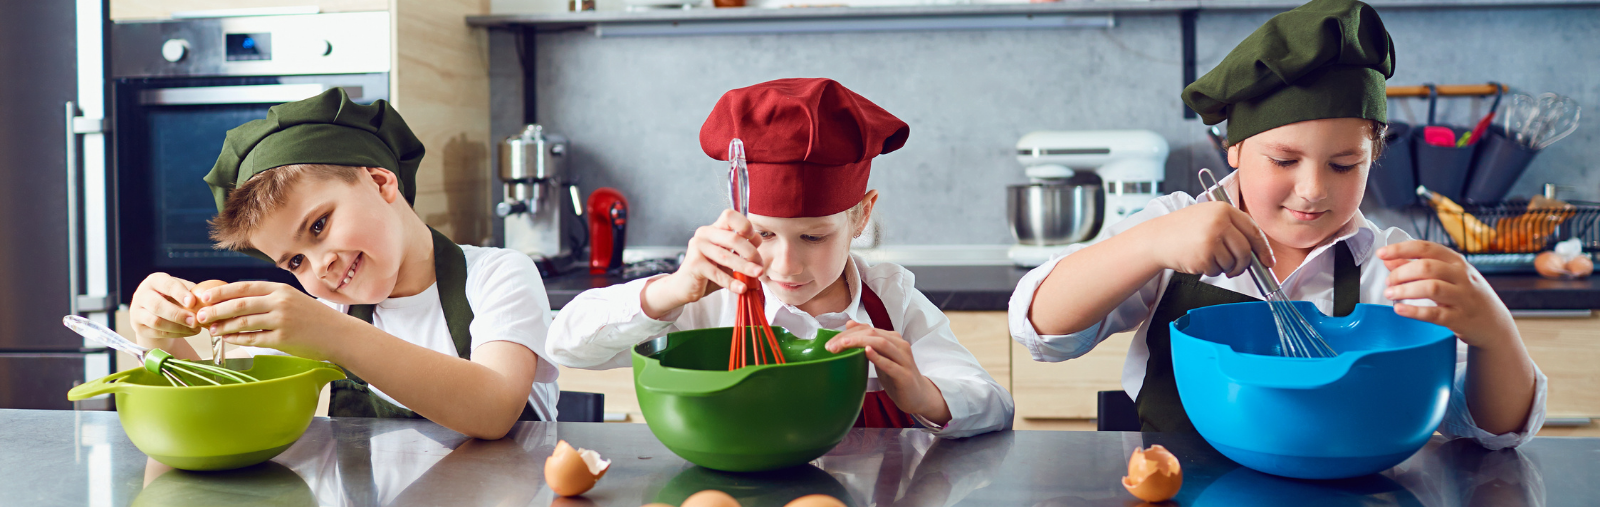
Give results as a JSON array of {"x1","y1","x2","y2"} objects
[
  {"x1": 1011, "y1": 0, "x2": 1544, "y2": 447},
  {"x1": 126, "y1": 89, "x2": 559, "y2": 439}
]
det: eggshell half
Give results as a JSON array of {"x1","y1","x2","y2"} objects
[
  {"x1": 546, "y1": 440, "x2": 610, "y2": 497},
  {"x1": 1122, "y1": 445, "x2": 1182, "y2": 502}
]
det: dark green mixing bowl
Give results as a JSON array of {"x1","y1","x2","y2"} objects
[{"x1": 632, "y1": 327, "x2": 867, "y2": 472}]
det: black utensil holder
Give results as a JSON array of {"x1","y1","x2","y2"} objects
[
  {"x1": 1462, "y1": 126, "x2": 1539, "y2": 204},
  {"x1": 1368, "y1": 122, "x2": 1416, "y2": 208},
  {"x1": 1413, "y1": 126, "x2": 1477, "y2": 202}
]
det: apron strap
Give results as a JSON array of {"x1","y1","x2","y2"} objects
[
  {"x1": 1136, "y1": 239, "x2": 1364, "y2": 432},
  {"x1": 853, "y1": 282, "x2": 921, "y2": 429},
  {"x1": 1332, "y1": 241, "x2": 1358, "y2": 317},
  {"x1": 332, "y1": 227, "x2": 540, "y2": 421}
]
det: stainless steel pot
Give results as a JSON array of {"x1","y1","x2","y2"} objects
[{"x1": 1007, "y1": 183, "x2": 1103, "y2": 246}]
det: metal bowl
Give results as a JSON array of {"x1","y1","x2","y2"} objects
[{"x1": 1007, "y1": 182, "x2": 1103, "y2": 245}]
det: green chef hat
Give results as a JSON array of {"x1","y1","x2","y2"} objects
[
  {"x1": 203, "y1": 87, "x2": 426, "y2": 214},
  {"x1": 1182, "y1": 0, "x2": 1395, "y2": 145}
]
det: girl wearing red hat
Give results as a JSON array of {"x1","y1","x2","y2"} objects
[{"x1": 548, "y1": 78, "x2": 1013, "y2": 437}]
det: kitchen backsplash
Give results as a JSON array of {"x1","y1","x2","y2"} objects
[{"x1": 490, "y1": 7, "x2": 1600, "y2": 247}]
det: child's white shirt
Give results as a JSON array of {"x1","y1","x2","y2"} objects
[
  {"x1": 1008, "y1": 170, "x2": 1547, "y2": 450},
  {"x1": 547, "y1": 253, "x2": 1015, "y2": 438},
  {"x1": 241, "y1": 244, "x2": 561, "y2": 421}
]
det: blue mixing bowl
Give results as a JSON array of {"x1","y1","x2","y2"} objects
[{"x1": 1171, "y1": 302, "x2": 1455, "y2": 479}]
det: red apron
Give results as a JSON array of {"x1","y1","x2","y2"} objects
[{"x1": 852, "y1": 284, "x2": 921, "y2": 429}]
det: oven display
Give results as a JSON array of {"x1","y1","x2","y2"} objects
[{"x1": 225, "y1": 33, "x2": 272, "y2": 61}]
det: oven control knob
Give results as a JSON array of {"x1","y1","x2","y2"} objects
[
  {"x1": 320, "y1": 40, "x2": 333, "y2": 56},
  {"x1": 161, "y1": 39, "x2": 189, "y2": 63}
]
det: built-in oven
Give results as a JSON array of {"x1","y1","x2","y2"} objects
[{"x1": 110, "y1": 12, "x2": 389, "y2": 303}]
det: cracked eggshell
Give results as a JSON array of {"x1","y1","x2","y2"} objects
[
  {"x1": 546, "y1": 440, "x2": 611, "y2": 497},
  {"x1": 1122, "y1": 445, "x2": 1182, "y2": 502}
]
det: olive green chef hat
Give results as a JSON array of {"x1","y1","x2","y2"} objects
[
  {"x1": 203, "y1": 87, "x2": 426, "y2": 213},
  {"x1": 1182, "y1": 0, "x2": 1395, "y2": 145}
]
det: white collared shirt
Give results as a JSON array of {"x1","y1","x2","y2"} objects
[
  {"x1": 242, "y1": 245, "x2": 562, "y2": 421},
  {"x1": 547, "y1": 253, "x2": 1015, "y2": 438},
  {"x1": 1008, "y1": 171, "x2": 1547, "y2": 450}
]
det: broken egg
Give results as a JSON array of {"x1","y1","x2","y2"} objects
[
  {"x1": 545, "y1": 440, "x2": 610, "y2": 497},
  {"x1": 681, "y1": 489, "x2": 740, "y2": 507},
  {"x1": 1122, "y1": 444, "x2": 1182, "y2": 502},
  {"x1": 784, "y1": 494, "x2": 846, "y2": 507}
]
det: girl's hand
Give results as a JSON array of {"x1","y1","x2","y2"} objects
[
  {"x1": 129, "y1": 273, "x2": 200, "y2": 342},
  {"x1": 196, "y1": 281, "x2": 361, "y2": 361},
  {"x1": 1136, "y1": 201, "x2": 1276, "y2": 278},
  {"x1": 642, "y1": 209, "x2": 764, "y2": 319},
  {"x1": 1378, "y1": 240, "x2": 1518, "y2": 349},
  {"x1": 826, "y1": 321, "x2": 952, "y2": 425}
]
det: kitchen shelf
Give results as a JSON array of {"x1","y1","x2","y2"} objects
[{"x1": 466, "y1": 0, "x2": 1600, "y2": 32}]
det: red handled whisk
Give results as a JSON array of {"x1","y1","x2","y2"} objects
[{"x1": 727, "y1": 139, "x2": 785, "y2": 371}]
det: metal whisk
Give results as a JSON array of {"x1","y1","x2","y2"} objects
[
  {"x1": 1197, "y1": 169, "x2": 1337, "y2": 358},
  {"x1": 63, "y1": 315, "x2": 259, "y2": 386}
]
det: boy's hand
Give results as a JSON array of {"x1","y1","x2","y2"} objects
[
  {"x1": 129, "y1": 273, "x2": 200, "y2": 341},
  {"x1": 642, "y1": 209, "x2": 765, "y2": 319},
  {"x1": 196, "y1": 281, "x2": 358, "y2": 361},
  {"x1": 1378, "y1": 240, "x2": 1518, "y2": 349},
  {"x1": 826, "y1": 321, "x2": 951, "y2": 425},
  {"x1": 1136, "y1": 201, "x2": 1276, "y2": 278}
]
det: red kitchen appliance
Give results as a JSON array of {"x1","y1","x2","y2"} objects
[{"x1": 587, "y1": 188, "x2": 629, "y2": 274}]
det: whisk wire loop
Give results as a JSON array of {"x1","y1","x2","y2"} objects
[{"x1": 1196, "y1": 169, "x2": 1338, "y2": 359}]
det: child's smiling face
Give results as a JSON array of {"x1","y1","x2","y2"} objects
[
  {"x1": 748, "y1": 212, "x2": 855, "y2": 308},
  {"x1": 249, "y1": 168, "x2": 412, "y2": 306},
  {"x1": 1228, "y1": 117, "x2": 1376, "y2": 251}
]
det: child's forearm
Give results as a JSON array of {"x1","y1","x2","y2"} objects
[
  {"x1": 1029, "y1": 228, "x2": 1164, "y2": 335},
  {"x1": 326, "y1": 323, "x2": 536, "y2": 439},
  {"x1": 1465, "y1": 330, "x2": 1539, "y2": 435}
]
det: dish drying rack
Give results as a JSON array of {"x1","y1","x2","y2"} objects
[{"x1": 1411, "y1": 200, "x2": 1599, "y2": 273}]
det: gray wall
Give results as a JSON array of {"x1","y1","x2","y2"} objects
[{"x1": 490, "y1": 5, "x2": 1600, "y2": 247}]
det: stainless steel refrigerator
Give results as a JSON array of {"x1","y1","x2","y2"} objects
[{"x1": 0, "y1": 0, "x2": 116, "y2": 410}]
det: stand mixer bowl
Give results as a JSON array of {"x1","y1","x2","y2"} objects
[{"x1": 1007, "y1": 180, "x2": 1103, "y2": 245}]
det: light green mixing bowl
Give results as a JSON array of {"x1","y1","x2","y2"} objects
[
  {"x1": 68, "y1": 355, "x2": 345, "y2": 471},
  {"x1": 633, "y1": 327, "x2": 868, "y2": 472}
]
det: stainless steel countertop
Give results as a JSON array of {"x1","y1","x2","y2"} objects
[{"x1": 6, "y1": 408, "x2": 1588, "y2": 506}]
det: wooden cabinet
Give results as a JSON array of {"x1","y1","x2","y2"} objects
[
  {"x1": 110, "y1": 0, "x2": 497, "y2": 247},
  {"x1": 1515, "y1": 313, "x2": 1600, "y2": 419}
]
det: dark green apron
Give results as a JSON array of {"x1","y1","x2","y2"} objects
[
  {"x1": 1134, "y1": 241, "x2": 1358, "y2": 432},
  {"x1": 328, "y1": 227, "x2": 541, "y2": 422}
]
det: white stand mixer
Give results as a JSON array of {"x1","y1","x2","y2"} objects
[{"x1": 1009, "y1": 130, "x2": 1170, "y2": 267}]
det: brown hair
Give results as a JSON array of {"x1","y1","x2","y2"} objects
[{"x1": 208, "y1": 164, "x2": 364, "y2": 252}]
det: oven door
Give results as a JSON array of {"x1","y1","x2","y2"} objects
[{"x1": 112, "y1": 74, "x2": 387, "y2": 303}]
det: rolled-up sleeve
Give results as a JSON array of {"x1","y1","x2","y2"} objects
[
  {"x1": 1008, "y1": 193, "x2": 1187, "y2": 363},
  {"x1": 890, "y1": 273, "x2": 1014, "y2": 438},
  {"x1": 1438, "y1": 339, "x2": 1549, "y2": 450},
  {"x1": 545, "y1": 276, "x2": 681, "y2": 370}
]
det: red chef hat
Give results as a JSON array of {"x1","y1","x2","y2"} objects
[{"x1": 700, "y1": 78, "x2": 910, "y2": 218}]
